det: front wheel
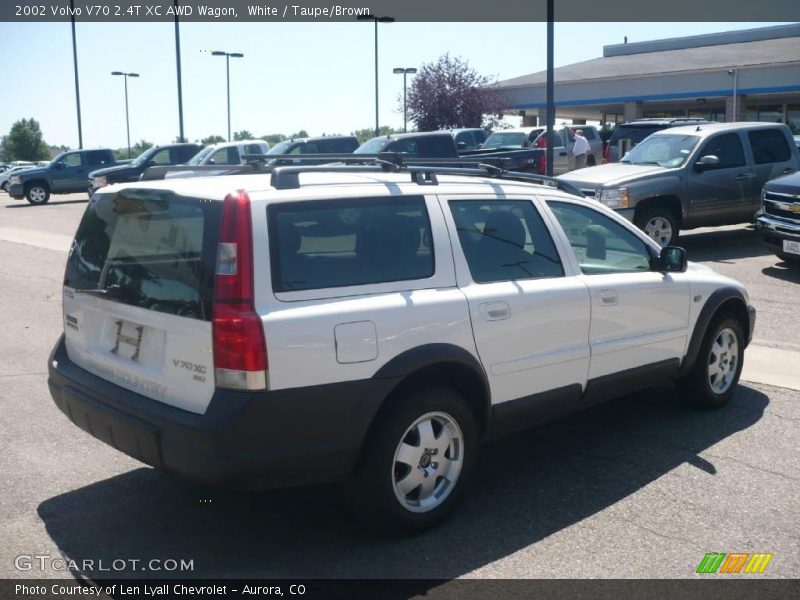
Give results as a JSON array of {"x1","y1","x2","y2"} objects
[
  {"x1": 25, "y1": 183, "x2": 50, "y2": 205},
  {"x1": 635, "y1": 206, "x2": 679, "y2": 246},
  {"x1": 679, "y1": 315, "x2": 745, "y2": 408},
  {"x1": 346, "y1": 386, "x2": 479, "y2": 533}
]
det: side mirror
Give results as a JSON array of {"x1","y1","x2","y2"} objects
[
  {"x1": 207, "y1": 158, "x2": 215, "y2": 165},
  {"x1": 658, "y1": 246, "x2": 687, "y2": 273},
  {"x1": 695, "y1": 155, "x2": 719, "y2": 171},
  {"x1": 457, "y1": 141, "x2": 466, "y2": 150},
  {"x1": 53, "y1": 162, "x2": 63, "y2": 170}
]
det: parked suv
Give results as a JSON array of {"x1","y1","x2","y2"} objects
[
  {"x1": 9, "y1": 149, "x2": 116, "y2": 204},
  {"x1": 755, "y1": 170, "x2": 800, "y2": 263},
  {"x1": 558, "y1": 122, "x2": 799, "y2": 246},
  {"x1": 88, "y1": 143, "x2": 202, "y2": 196},
  {"x1": 606, "y1": 118, "x2": 712, "y2": 163},
  {"x1": 49, "y1": 165, "x2": 754, "y2": 531}
]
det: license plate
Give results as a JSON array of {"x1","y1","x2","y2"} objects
[{"x1": 783, "y1": 240, "x2": 800, "y2": 256}]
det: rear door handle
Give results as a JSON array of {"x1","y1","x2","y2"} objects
[
  {"x1": 479, "y1": 301, "x2": 510, "y2": 321},
  {"x1": 597, "y1": 289, "x2": 618, "y2": 306},
  {"x1": 783, "y1": 168, "x2": 795, "y2": 174},
  {"x1": 734, "y1": 173, "x2": 755, "y2": 181}
]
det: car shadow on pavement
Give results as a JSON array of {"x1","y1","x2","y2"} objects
[
  {"x1": 37, "y1": 383, "x2": 768, "y2": 582},
  {"x1": 679, "y1": 227, "x2": 770, "y2": 263},
  {"x1": 761, "y1": 262, "x2": 800, "y2": 283}
]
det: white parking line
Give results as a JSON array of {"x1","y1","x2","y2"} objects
[{"x1": 0, "y1": 227, "x2": 72, "y2": 253}]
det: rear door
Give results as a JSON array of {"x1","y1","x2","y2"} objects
[
  {"x1": 63, "y1": 189, "x2": 221, "y2": 414},
  {"x1": 441, "y1": 194, "x2": 591, "y2": 405},
  {"x1": 746, "y1": 128, "x2": 798, "y2": 213}
]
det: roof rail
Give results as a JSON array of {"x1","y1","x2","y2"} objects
[{"x1": 141, "y1": 152, "x2": 583, "y2": 197}]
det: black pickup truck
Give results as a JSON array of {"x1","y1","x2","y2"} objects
[
  {"x1": 354, "y1": 132, "x2": 543, "y2": 172},
  {"x1": 88, "y1": 143, "x2": 202, "y2": 196}
]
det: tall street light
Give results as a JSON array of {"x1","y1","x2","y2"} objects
[
  {"x1": 211, "y1": 50, "x2": 244, "y2": 141},
  {"x1": 70, "y1": 0, "x2": 83, "y2": 148},
  {"x1": 357, "y1": 14, "x2": 394, "y2": 137},
  {"x1": 393, "y1": 67, "x2": 417, "y2": 133},
  {"x1": 111, "y1": 71, "x2": 139, "y2": 159}
]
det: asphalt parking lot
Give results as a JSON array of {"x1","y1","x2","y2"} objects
[{"x1": 0, "y1": 192, "x2": 798, "y2": 581}]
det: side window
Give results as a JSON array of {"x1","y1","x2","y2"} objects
[
  {"x1": 548, "y1": 201, "x2": 653, "y2": 275},
  {"x1": 581, "y1": 128, "x2": 596, "y2": 141},
  {"x1": 422, "y1": 136, "x2": 456, "y2": 157},
  {"x1": 700, "y1": 133, "x2": 745, "y2": 168},
  {"x1": 449, "y1": 200, "x2": 564, "y2": 284},
  {"x1": 269, "y1": 196, "x2": 434, "y2": 292},
  {"x1": 748, "y1": 129, "x2": 791, "y2": 164},
  {"x1": 172, "y1": 146, "x2": 197, "y2": 163},
  {"x1": 386, "y1": 139, "x2": 419, "y2": 156},
  {"x1": 211, "y1": 147, "x2": 240, "y2": 165},
  {"x1": 85, "y1": 151, "x2": 110, "y2": 166},
  {"x1": 455, "y1": 131, "x2": 474, "y2": 151},
  {"x1": 149, "y1": 148, "x2": 172, "y2": 165},
  {"x1": 245, "y1": 143, "x2": 264, "y2": 155},
  {"x1": 61, "y1": 153, "x2": 83, "y2": 168}
]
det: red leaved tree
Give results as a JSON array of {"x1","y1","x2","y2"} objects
[{"x1": 405, "y1": 54, "x2": 506, "y2": 131}]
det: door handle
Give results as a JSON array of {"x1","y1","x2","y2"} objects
[
  {"x1": 597, "y1": 289, "x2": 618, "y2": 306},
  {"x1": 734, "y1": 173, "x2": 754, "y2": 181},
  {"x1": 783, "y1": 168, "x2": 795, "y2": 174},
  {"x1": 479, "y1": 301, "x2": 510, "y2": 321}
]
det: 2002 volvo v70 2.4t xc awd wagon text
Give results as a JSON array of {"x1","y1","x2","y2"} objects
[{"x1": 47, "y1": 166, "x2": 755, "y2": 531}]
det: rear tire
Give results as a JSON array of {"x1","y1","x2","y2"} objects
[
  {"x1": 25, "y1": 182, "x2": 50, "y2": 205},
  {"x1": 346, "y1": 385, "x2": 479, "y2": 533},
  {"x1": 635, "y1": 205, "x2": 679, "y2": 246},
  {"x1": 679, "y1": 314, "x2": 744, "y2": 409}
]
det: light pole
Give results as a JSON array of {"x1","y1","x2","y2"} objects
[
  {"x1": 70, "y1": 0, "x2": 83, "y2": 148},
  {"x1": 111, "y1": 71, "x2": 139, "y2": 159},
  {"x1": 727, "y1": 68, "x2": 739, "y2": 122},
  {"x1": 174, "y1": 0, "x2": 185, "y2": 142},
  {"x1": 211, "y1": 50, "x2": 244, "y2": 141},
  {"x1": 393, "y1": 67, "x2": 417, "y2": 133},
  {"x1": 358, "y1": 14, "x2": 394, "y2": 137}
]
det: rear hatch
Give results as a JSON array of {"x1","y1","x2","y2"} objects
[{"x1": 63, "y1": 188, "x2": 221, "y2": 414}]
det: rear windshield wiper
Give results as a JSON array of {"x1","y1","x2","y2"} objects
[{"x1": 74, "y1": 284, "x2": 124, "y2": 298}]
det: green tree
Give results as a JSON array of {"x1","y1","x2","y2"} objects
[
  {"x1": 199, "y1": 134, "x2": 226, "y2": 145},
  {"x1": 352, "y1": 126, "x2": 397, "y2": 145},
  {"x1": 406, "y1": 54, "x2": 506, "y2": 131},
  {"x1": 261, "y1": 133, "x2": 287, "y2": 145},
  {"x1": 2, "y1": 118, "x2": 50, "y2": 161},
  {"x1": 173, "y1": 135, "x2": 188, "y2": 143},
  {"x1": 113, "y1": 139, "x2": 153, "y2": 161},
  {"x1": 233, "y1": 130, "x2": 255, "y2": 141}
]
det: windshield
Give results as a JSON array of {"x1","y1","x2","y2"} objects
[
  {"x1": 481, "y1": 131, "x2": 531, "y2": 149},
  {"x1": 621, "y1": 134, "x2": 699, "y2": 168},
  {"x1": 130, "y1": 147, "x2": 156, "y2": 167},
  {"x1": 267, "y1": 141, "x2": 297, "y2": 155},
  {"x1": 187, "y1": 147, "x2": 214, "y2": 166},
  {"x1": 354, "y1": 138, "x2": 390, "y2": 154}
]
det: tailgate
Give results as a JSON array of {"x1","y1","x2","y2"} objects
[{"x1": 63, "y1": 188, "x2": 221, "y2": 414}]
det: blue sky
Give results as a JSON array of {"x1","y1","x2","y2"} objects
[{"x1": 0, "y1": 21, "x2": 791, "y2": 148}]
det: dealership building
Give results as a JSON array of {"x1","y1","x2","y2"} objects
[{"x1": 497, "y1": 23, "x2": 800, "y2": 132}]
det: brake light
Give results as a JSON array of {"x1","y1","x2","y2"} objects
[{"x1": 212, "y1": 190, "x2": 268, "y2": 390}]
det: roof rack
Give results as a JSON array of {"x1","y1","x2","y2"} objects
[{"x1": 140, "y1": 153, "x2": 584, "y2": 197}]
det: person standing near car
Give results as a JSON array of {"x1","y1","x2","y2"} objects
[{"x1": 572, "y1": 129, "x2": 590, "y2": 169}]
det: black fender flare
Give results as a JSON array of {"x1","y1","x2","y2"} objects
[
  {"x1": 677, "y1": 286, "x2": 753, "y2": 378},
  {"x1": 372, "y1": 343, "x2": 492, "y2": 427}
]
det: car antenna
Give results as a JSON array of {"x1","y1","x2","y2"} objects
[{"x1": 696, "y1": 126, "x2": 702, "y2": 131}]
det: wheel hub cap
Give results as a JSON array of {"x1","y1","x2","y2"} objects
[
  {"x1": 392, "y1": 411, "x2": 464, "y2": 513},
  {"x1": 708, "y1": 327, "x2": 739, "y2": 394},
  {"x1": 644, "y1": 217, "x2": 672, "y2": 245}
]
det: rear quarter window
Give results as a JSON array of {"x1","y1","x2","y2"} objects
[
  {"x1": 268, "y1": 196, "x2": 434, "y2": 293},
  {"x1": 748, "y1": 129, "x2": 791, "y2": 164}
]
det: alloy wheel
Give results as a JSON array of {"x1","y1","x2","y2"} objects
[{"x1": 708, "y1": 327, "x2": 739, "y2": 394}]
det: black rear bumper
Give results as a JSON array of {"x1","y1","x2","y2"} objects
[{"x1": 47, "y1": 336, "x2": 394, "y2": 488}]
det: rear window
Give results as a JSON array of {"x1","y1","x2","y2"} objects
[
  {"x1": 269, "y1": 196, "x2": 434, "y2": 293},
  {"x1": 65, "y1": 190, "x2": 221, "y2": 321},
  {"x1": 609, "y1": 125, "x2": 662, "y2": 146}
]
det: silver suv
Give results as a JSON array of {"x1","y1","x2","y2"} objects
[
  {"x1": 559, "y1": 122, "x2": 799, "y2": 246},
  {"x1": 48, "y1": 163, "x2": 755, "y2": 531}
]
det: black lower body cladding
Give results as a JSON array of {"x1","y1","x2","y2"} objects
[{"x1": 47, "y1": 336, "x2": 395, "y2": 488}]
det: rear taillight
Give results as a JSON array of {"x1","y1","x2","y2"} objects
[{"x1": 212, "y1": 190, "x2": 268, "y2": 390}]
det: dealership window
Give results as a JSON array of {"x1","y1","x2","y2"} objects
[
  {"x1": 644, "y1": 109, "x2": 687, "y2": 119},
  {"x1": 787, "y1": 104, "x2": 800, "y2": 134},
  {"x1": 745, "y1": 105, "x2": 783, "y2": 124}
]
